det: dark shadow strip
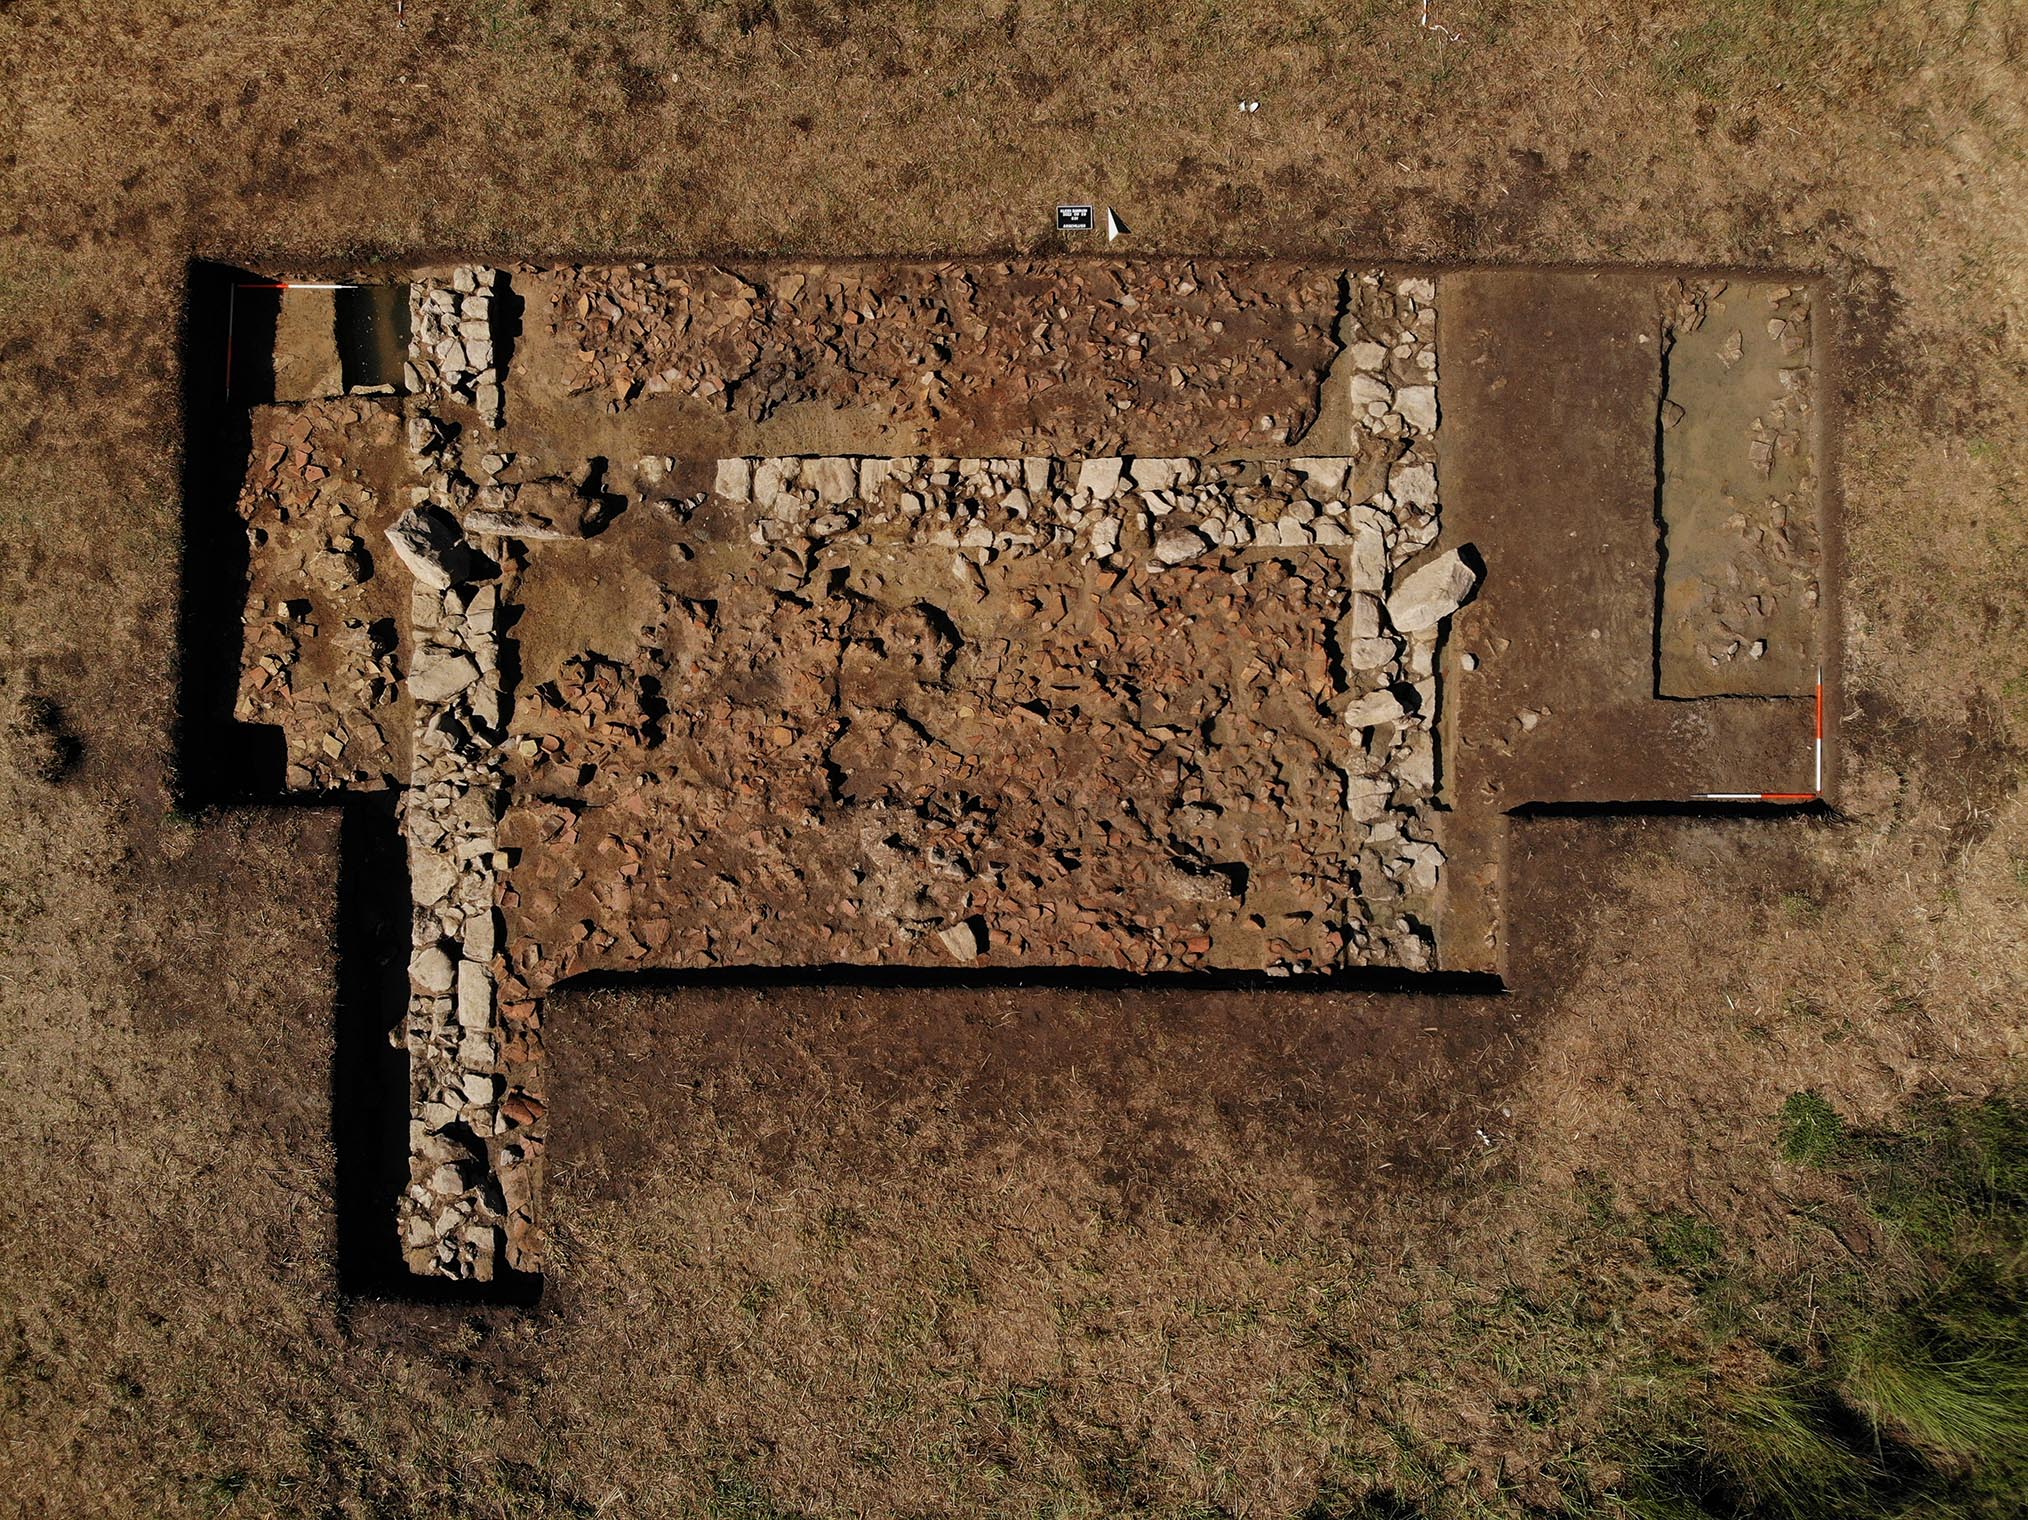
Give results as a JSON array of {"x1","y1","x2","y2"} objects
[
  {"x1": 176, "y1": 259, "x2": 287, "y2": 805},
  {"x1": 558, "y1": 964, "x2": 1507, "y2": 996},
  {"x1": 1509, "y1": 798, "x2": 1835, "y2": 821}
]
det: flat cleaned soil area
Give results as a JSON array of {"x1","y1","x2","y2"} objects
[{"x1": 0, "y1": 4, "x2": 2022, "y2": 1518}]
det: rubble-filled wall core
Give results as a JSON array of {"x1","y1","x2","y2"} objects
[
  {"x1": 395, "y1": 565, "x2": 515, "y2": 1280},
  {"x1": 496, "y1": 450, "x2": 1460, "y2": 990},
  {"x1": 215, "y1": 260, "x2": 1829, "y2": 1283}
]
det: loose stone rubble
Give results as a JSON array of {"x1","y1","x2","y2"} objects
[
  {"x1": 498, "y1": 449, "x2": 1468, "y2": 982},
  {"x1": 406, "y1": 265, "x2": 506, "y2": 427},
  {"x1": 232, "y1": 397, "x2": 409, "y2": 790},
  {"x1": 533, "y1": 259, "x2": 1346, "y2": 452}
]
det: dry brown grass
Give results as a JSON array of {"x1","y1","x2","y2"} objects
[{"x1": 1, "y1": 1, "x2": 2024, "y2": 1515}]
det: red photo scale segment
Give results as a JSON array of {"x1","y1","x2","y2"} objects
[{"x1": 1694, "y1": 668, "x2": 1825, "y2": 802}]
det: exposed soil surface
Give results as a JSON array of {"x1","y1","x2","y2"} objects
[
  {"x1": 1658, "y1": 278, "x2": 1822, "y2": 696},
  {"x1": 544, "y1": 811, "x2": 1624, "y2": 1225},
  {"x1": 271, "y1": 287, "x2": 345, "y2": 402}
]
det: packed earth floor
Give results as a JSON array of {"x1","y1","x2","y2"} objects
[{"x1": 219, "y1": 259, "x2": 1829, "y2": 1282}]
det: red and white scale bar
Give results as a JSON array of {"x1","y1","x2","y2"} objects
[
  {"x1": 224, "y1": 280, "x2": 361, "y2": 399},
  {"x1": 1694, "y1": 668, "x2": 1825, "y2": 803}
]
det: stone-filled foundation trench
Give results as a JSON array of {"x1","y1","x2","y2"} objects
[{"x1": 206, "y1": 259, "x2": 1830, "y2": 1283}]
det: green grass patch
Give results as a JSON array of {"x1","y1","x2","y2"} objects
[
  {"x1": 1780, "y1": 1089, "x2": 1848, "y2": 1165},
  {"x1": 1841, "y1": 1284, "x2": 2028, "y2": 1468},
  {"x1": 1607, "y1": 1088, "x2": 2028, "y2": 1520},
  {"x1": 1650, "y1": 0, "x2": 1897, "y2": 102},
  {"x1": 1665, "y1": 1378, "x2": 1872, "y2": 1518},
  {"x1": 706, "y1": 1468, "x2": 819, "y2": 1520},
  {"x1": 1779, "y1": 891, "x2": 1822, "y2": 925},
  {"x1": 1647, "y1": 1211, "x2": 1725, "y2": 1278},
  {"x1": 1846, "y1": 1093, "x2": 2028, "y2": 1257}
]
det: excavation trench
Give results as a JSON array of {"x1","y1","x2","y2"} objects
[{"x1": 189, "y1": 258, "x2": 1828, "y2": 1288}]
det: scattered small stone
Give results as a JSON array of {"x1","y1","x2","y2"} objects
[
  {"x1": 1395, "y1": 386, "x2": 1438, "y2": 433},
  {"x1": 1342, "y1": 688, "x2": 1408, "y2": 728},
  {"x1": 1077, "y1": 457, "x2": 1124, "y2": 499},
  {"x1": 410, "y1": 945, "x2": 455, "y2": 994},
  {"x1": 464, "y1": 508, "x2": 577, "y2": 540},
  {"x1": 1386, "y1": 549, "x2": 1479, "y2": 633},
  {"x1": 385, "y1": 506, "x2": 465, "y2": 590},
  {"x1": 408, "y1": 652, "x2": 480, "y2": 704},
  {"x1": 938, "y1": 920, "x2": 985, "y2": 960}
]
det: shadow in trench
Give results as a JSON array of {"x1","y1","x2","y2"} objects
[
  {"x1": 176, "y1": 259, "x2": 286, "y2": 806},
  {"x1": 561, "y1": 963, "x2": 1507, "y2": 995},
  {"x1": 331, "y1": 793, "x2": 411, "y2": 1296}
]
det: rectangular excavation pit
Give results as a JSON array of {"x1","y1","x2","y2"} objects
[
  {"x1": 190, "y1": 259, "x2": 1831, "y2": 1284},
  {"x1": 1657, "y1": 278, "x2": 1823, "y2": 698}
]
